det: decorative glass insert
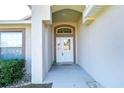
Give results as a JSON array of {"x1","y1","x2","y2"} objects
[
  {"x1": 56, "y1": 27, "x2": 73, "y2": 34},
  {"x1": 0, "y1": 32, "x2": 23, "y2": 59},
  {"x1": 63, "y1": 39, "x2": 71, "y2": 51}
]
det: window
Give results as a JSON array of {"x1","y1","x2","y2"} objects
[
  {"x1": 0, "y1": 31, "x2": 24, "y2": 59},
  {"x1": 56, "y1": 27, "x2": 73, "y2": 34}
]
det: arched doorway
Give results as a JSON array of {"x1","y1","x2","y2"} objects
[{"x1": 54, "y1": 25, "x2": 75, "y2": 64}]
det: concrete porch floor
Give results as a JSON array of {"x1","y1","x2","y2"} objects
[{"x1": 43, "y1": 64, "x2": 103, "y2": 88}]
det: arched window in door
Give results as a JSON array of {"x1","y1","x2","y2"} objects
[{"x1": 56, "y1": 27, "x2": 73, "y2": 34}]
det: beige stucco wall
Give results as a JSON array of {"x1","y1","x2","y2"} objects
[
  {"x1": 78, "y1": 6, "x2": 124, "y2": 87},
  {"x1": 42, "y1": 23, "x2": 52, "y2": 80},
  {"x1": 32, "y1": 5, "x2": 52, "y2": 83},
  {"x1": 0, "y1": 24, "x2": 31, "y2": 74}
]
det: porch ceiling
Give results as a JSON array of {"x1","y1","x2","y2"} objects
[
  {"x1": 52, "y1": 9, "x2": 82, "y2": 22},
  {"x1": 51, "y1": 5, "x2": 85, "y2": 13},
  {"x1": 52, "y1": 5, "x2": 85, "y2": 22}
]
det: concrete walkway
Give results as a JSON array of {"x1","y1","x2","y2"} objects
[{"x1": 43, "y1": 64, "x2": 102, "y2": 88}]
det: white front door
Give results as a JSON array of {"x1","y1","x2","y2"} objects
[{"x1": 56, "y1": 37, "x2": 74, "y2": 64}]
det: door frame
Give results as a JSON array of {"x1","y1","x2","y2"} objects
[{"x1": 54, "y1": 24, "x2": 76, "y2": 64}]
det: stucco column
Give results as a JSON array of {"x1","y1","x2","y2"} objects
[{"x1": 31, "y1": 5, "x2": 51, "y2": 83}]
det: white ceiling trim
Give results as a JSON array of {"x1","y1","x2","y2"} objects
[{"x1": 0, "y1": 20, "x2": 31, "y2": 24}]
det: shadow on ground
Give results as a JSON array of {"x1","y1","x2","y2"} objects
[{"x1": 19, "y1": 83, "x2": 53, "y2": 88}]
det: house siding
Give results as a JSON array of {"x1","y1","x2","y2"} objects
[
  {"x1": 78, "y1": 6, "x2": 124, "y2": 87},
  {"x1": 31, "y1": 5, "x2": 52, "y2": 83}
]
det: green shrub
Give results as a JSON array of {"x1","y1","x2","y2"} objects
[{"x1": 0, "y1": 59, "x2": 25, "y2": 87}]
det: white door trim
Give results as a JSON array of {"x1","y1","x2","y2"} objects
[{"x1": 54, "y1": 24, "x2": 76, "y2": 64}]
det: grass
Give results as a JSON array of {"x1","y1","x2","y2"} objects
[{"x1": 19, "y1": 83, "x2": 53, "y2": 88}]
